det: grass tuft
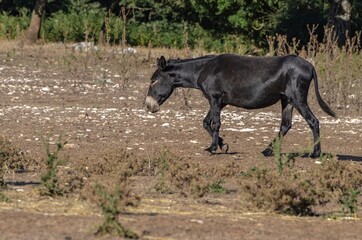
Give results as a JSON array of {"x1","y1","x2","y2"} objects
[{"x1": 340, "y1": 189, "x2": 360, "y2": 217}]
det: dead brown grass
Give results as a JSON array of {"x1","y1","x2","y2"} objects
[
  {"x1": 267, "y1": 26, "x2": 362, "y2": 114},
  {"x1": 0, "y1": 136, "x2": 29, "y2": 177},
  {"x1": 240, "y1": 158, "x2": 362, "y2": 216}
]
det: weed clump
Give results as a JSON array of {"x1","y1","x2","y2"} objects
[
  {"x1": 153, "y1": 149, "x2": 172, "y2": 194},
  {"x1": 40, "y1": 136, "x2": 85, "y2": 196},
  {"x1": 0, "y1": 150, "x2": 4, "y2": 187},
  {"x1": 0, "y1": 136, "x2": 29, "y2": 188},
  {"x1": 152, "y1": 149, "x2": 228, "y2": 197},
  {"x1": 0, "y1": 136, "x2": 28, "y2": 186},
  {"x1": 240, "y1": 158, "x2": 362, "y2": 216},
  {"x1": 313, "y1": 159, "x2": 362, "y2": 217},
  {"x1": 241, "y1": 167, "x2": 318, "y2": 215},
  {"x1": 40, "y1": 136, "x2": 67, "y2": 196},
  {"x1": 93, "y1": 174, "x2": 139, "y2": 238},
  {"x1": 207, "y1": 180, "x2": 228, "y2": 194},
  {"x1": 0, "y1": 192, "x2": 10, "y2": 202},
  {"x1": 0, "y1": 136, "x2": 28, "y2": 202},
  {"x1": 81, "y1": 148, "x2": 136, "y2": 176},
  {"x1": 271, "y1": 136, "x2": 297, "y2": 175},
  {"x1": 340, "y1": 190, "x2": 360, "y2": 217}
]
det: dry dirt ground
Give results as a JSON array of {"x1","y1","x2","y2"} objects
[{"x1": 0, "y1": 42, "x2": 361, "y2": 240}]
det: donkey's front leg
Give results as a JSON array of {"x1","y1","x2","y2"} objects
[
  {"x1": 205, "y1": 97, "x2": 223, "y2": 153},
  {"x1": 203, "y1": 111, "x2": 228, "y2": 152}
]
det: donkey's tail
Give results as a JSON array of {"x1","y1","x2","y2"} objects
[{"x1": 312, "y1": 68, "x2": 336, "y2": 118}]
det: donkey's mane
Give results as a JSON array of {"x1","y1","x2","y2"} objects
[{"x1": 167, "y1": 55, "x2": 216, "y2": 64}]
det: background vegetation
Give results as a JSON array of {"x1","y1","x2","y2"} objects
[{"x1": 0, "y1": 0, "x2": 361, "y2": 53}]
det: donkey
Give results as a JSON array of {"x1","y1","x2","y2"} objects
[{"x1": 145, "y1": 54, "x2": 336, "y2": 158}]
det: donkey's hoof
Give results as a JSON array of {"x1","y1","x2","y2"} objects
[
  {"x1": 310, "y1": 152, "x2": 321, "y2": 159},
  {"x1": 261, "y1": 148, "x2": 274, "y2": 157},
  {"x1": 221, "y1": 143, "x2": 229, "y2": 153},
  {"x1": 204, "y1": 146, "x2": 217, "y2": 154}
]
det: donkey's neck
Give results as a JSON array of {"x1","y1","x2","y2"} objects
[
  {"x1": 173, "y1": 72, "x2": 200, "y2": 89},
  {"x1": 169, "y1": 57, "x2": 214, "y2": 90}
]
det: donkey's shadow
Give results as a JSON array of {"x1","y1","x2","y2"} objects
[{"x1": 336, "y1": 154, "x2": 362, "y2": 162}]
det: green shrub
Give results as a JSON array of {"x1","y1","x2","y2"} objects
[
  {"x1": 0, "y1": 192, "x2": 9, "y2": 202},
  {"x1": 0, "y1": 8, "x2": 30, "y2": 39},
  {"x1": 93, "y1": 173, "x2": 139, "y2": 238},
  {"x1": 40, "y1": 136, "x2": 67, "y2": 196},
  {"x1": 41, "y1": 1, "x2": 104, "y2": 43},
  {"x1": 340, "y1": 190, "x2": 360, "y2": 217},
  {"x1": 94, "y1": 183, "x2": 138, "y2": 238},
  {"x1": 207, "y1": 180, "x2": 227, "y2": 194}
]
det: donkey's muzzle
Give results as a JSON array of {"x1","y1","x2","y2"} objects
[{"x1": 145, "y1": 96, "x2": 160, "y2": 113}]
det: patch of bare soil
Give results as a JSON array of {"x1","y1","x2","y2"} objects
[{"x1": 0, "y1": 41, "x2": 361, "y2": 239}]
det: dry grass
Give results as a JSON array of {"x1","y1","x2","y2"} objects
[
  {"x1": 240, "y1": 158, "x2": 362, "y2": 216},
  {"x1": 267, "y1": 27, "x2": 362, "y2": 114},
  {"x1": 1, "y1": 35, "x2": 359, "y2": 113},
  {"x1": 0, "y1": 136, "x2": 29, "y2": 179}
]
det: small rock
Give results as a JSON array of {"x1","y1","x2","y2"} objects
[
  {"x1": 41, "y1": 86, "x2": 50, "y2": 92},
  {"x1": 190, "y1": 219, "x2": 204, "y2": 224},
  {"x1": 64, "y1": 143, "x2": 80, "y2": 149}
]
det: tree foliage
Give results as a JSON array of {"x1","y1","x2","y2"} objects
[{"x1": 0, "y1": 0, "x2": 360, "y2": 51}]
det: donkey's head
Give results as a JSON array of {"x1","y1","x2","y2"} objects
[{"x1": 145, "y1": 56, "x2": 175, "y2": 113}]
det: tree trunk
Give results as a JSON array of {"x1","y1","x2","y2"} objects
[
  {"x1": 26, "y1": 0, "x2": 47, "y2": 44},
  {"x1": 121, "y1": 7, "x2": 127, "y2": 47},
  {"x1": 327, "y1": 0, "x2": 352, "y2": 47}
]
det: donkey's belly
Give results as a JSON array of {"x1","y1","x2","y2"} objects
[{"x1": 226, "y1": 92, "x2": 281, "y2": 109}]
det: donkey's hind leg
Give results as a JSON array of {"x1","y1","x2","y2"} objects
[
  {"x1": 295, "y1": 103, "x2": 321, "y2": 158},
  {"x1": 262, "y1": 97, "x2": 294, "y2": 157}
]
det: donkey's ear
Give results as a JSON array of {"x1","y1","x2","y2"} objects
[{"x1": 157, "y1": 56, "x2": 167, "y2": 70}]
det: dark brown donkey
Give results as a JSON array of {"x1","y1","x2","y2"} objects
[{"x1": 145, "y1": 54, "x2": 336, "y2": 158}]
